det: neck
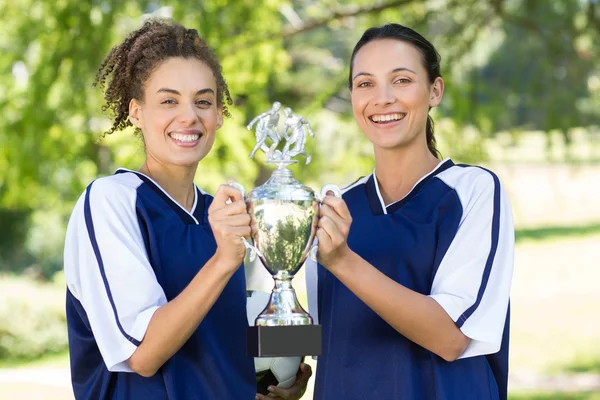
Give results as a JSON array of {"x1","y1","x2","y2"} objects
[
  {"x1": 139, "y1": 158, "x2": 198, "y2": 212},
  {"x1": 373, "y1": 142, "x2": 441, "y2": 205}
]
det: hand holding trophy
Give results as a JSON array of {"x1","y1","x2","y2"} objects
[{"x1": 232, "y1": 103, "x2": 340, "y2": 358}]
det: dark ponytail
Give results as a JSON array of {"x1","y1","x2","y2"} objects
[{"x1": 426, "y1": 115, "x2": 439, "y2": 158}]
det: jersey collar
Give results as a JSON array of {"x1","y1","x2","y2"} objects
[
  {"x1": 366, "y1": 158, "x2": 454, "y2": 216},
  {"x1": 114, "y1": 168, "x2": 204, "y2": 225}
]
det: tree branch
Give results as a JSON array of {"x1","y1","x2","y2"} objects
[
  {"x1": 223, "y1": 0, "x2": 419, "y2": 56},
  {"x1": 281, "y1": 0, "x2": 419, "y2": 38}
]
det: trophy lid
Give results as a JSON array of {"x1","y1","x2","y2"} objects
[
  {"x1": 247, "y1": 166, "x2": 316, "y2": 202},
  {"x1": 246, "y1": 103, "x2": 318, "y2": 202}
]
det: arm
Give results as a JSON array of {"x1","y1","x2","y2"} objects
[
  {"x1": 128, "y1": 257, "x2": 234, "y2": 376},
  {"x1": 127, "y1": 185, "x2": 250, "y2": 376},
  {"x1": 247, "y1": 112, "x2": 266, "y2": 130},
  {"x1": 302, "y1": 118, "x2": 315, "y2": 137},
  {"x1": 282, "y1": 124, "x2": 291, "y2": 140},
  {"x1": 317, "y1": 174, "x2": 513, "y2": 361}
]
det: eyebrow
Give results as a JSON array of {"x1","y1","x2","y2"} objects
[
  {"x1": 352, "y1": 67, "x2": 417, "y2": 82},
  {"x1": 156, "y1": 88, "x2": 215, "y2": 96}
]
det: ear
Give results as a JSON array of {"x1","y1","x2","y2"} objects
[
  {"x1": 216, "y1": 105, "x2": 224, "y2": 130},
  {"x1": 429, "y1": 77, "x2": 444, "y2": 108},
  {"x1": 128, "y1": 98, "x2": 144, "y2": 129}
]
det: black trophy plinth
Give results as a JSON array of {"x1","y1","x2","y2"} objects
[{"x1": 247, "y1": 325, "x2": 322, "y2": 357}]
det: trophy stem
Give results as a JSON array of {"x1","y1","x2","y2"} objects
[{"x1": 255, "y1": 276, "x2": 313, "y2": 326}]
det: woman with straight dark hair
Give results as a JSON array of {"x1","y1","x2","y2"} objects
[{"x1": 306, "y1": 23, "x2": 514, "y2": 400}]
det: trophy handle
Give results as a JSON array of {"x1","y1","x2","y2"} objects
[
  {"x1": 319, "y1": 184, "x2": 341, "y2": 199},
  {"x1": 226, "y1": 182, "x2": 262, "y2": 262},
  {"x1": 309, "y1": 184, "x2": 342, "y2": 262}
]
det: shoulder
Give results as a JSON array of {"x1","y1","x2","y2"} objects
[
  {"x1": 340, "y1": 175, "x2": 370, "y2": 196},
  {"x1": 74, "y1": 172, "x2": 145, "y2": 217},
  {"x1": 90, "y1": 171, "x2": 144, "y2": 194},
  {"x1": 435, "y1": 163, "x2": 502, "y2": 201},
  {"x1": 65, "y1": 172, "x2": 146, "y2": 252}
]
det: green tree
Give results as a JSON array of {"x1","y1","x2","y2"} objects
[{"x1": 1, "y1": 0, "x2": 598, "y2": 276}]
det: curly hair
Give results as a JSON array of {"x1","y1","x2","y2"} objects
[{"x1": 93, "y1": 18, "x2": 233, "y2": 136}]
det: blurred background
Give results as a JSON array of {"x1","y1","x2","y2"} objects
[{"x1": 0, "y1": 0, "x2": 599, "y2": 399}]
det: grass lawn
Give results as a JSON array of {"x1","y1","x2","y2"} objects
[
  {"x1": 0, "y1": 351, "x2": 69, "y2": 369},
  {"x1": 0, "y1": 384, "x2": 74, "y2": 400},
  {"x1": 509, "y1": 393, "x2": 600, "y2": 400},
  {"x1": 509, "y1": 233, "x2": 600, "y2": 376}
]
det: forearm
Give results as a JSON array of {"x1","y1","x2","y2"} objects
[
  {"x1": 330, "y1": 250, "x2": 470, "y2": 361},
  {"x1": 127, "y1": 255, "x2": 235, "y2": 376}
]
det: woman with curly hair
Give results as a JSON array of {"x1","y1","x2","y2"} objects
[{"x1": 63, "y1": 19, "x2": 258, "y2": 399}]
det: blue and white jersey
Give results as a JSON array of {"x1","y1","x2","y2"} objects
[
  {"x1": 63, "y1": 169, "x2": 255, "y2": 400},
  {"x1": 306, "y1": 159, "x2": 514, "y2": 400}
]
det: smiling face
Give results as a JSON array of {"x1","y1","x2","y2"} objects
[
  {"x1": 129, "y1": 57, "x2": 223, "y2": 168},
  {"x1": 350, "y1": 39, "x2": 443, "y2": 153}
]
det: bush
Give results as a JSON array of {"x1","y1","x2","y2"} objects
[{"x1": 0, "y1": 274, "x2": 68, "y2": 360}]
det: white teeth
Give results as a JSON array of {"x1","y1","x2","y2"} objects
[
  {"x1": 370, "y1": 113, "x2": 405, "y2": 122},
  {"x1": 171, "y1": 133, "x2": 200, "y2": 142}
]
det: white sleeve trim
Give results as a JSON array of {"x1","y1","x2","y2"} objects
[{"x1": 105, "y1": 305, "x2": 160, "y2": 372}]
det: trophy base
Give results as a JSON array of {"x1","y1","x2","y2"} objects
[{"x1": 247, "y1": 325, "x2": 322, "y2": 357}]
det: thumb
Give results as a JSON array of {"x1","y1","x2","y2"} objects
[{"x1": 213, "y1": 184, "x2": 243, "y2": 208}]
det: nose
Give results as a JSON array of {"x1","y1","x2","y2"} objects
[
  {"x1": 373, "y1": 84, "x2": 395, "y2": 107},
  {"x1": 178, "y1": 102, "x2": 199, "y2": 126}
]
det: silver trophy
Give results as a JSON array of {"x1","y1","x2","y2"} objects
[{"x1": 234, "y1": 103, "x2": 340, "y2": 357}]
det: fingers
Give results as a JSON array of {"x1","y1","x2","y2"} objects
[
  {"x1": 319, "y1": 204, "x2": 346, "y2": 232},
  {"x1": 264, "y1": 386, "x2": 288, "y2": 399},
  {"x1": 316, "y1": 227, "x2": 332, "y2": 250},
  {"x1": 299, "y1": 362, "x2": 312, "y2": 379},
  {"x1": 257, "y1": 363, "x2": 312, "y2": 400},
  {"x1": 218, "y1": 224, "x2": 251, "y2": 238},
  {"x1": 211, "y1": 184, "x2": 244, "y2": 210},
  {"x1": 322, "y1": 195, "x2": 352, "y2": 222},
  {"x1": 209, "y1": 199, "x2": 247, "y2": 218},
  {"x1": 211, "y1": 212, "x2": 251, "y2": 227},
  {"x1": 318, "y1": 205, "x2": 350, "y2": 241}
]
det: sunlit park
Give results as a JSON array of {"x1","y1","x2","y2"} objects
[{"x1": 1, "y1": 0, "x2": 599, "y2": 399}]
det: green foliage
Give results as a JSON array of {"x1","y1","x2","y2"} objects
[
  {"x1": 0, "y1": 209, "x2": 31, "y2": 260},
  {"x1": 0, "y1": 0, "x2": 599, "y2": 277},
  {"x1": 0, "y1": 274, "x2": 67, "y2": 360},
  {"x1": 515, "y1": 223, "x2": 600, "y2": 243}
]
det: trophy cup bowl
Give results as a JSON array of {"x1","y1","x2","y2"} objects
[
  {"x1": 247, "y1": 162, "x2": 318, "y2": 327},
  {"x1": 241, "y1": 103, "x2": 340, "y2": 357}
]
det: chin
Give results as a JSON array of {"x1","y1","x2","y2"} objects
[
  {"x1": 369, "y1": 132, "x2": 420, "y2": 151},
  {"x1": 170, "y1": 155, "x2": 205, "y2": 167},
  {"x1": 370, "y1": 137, "x2": 405, "y2": 150}
]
